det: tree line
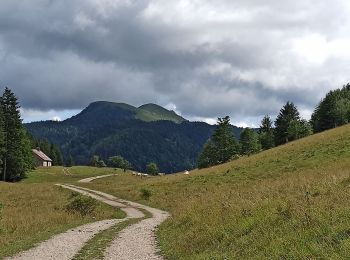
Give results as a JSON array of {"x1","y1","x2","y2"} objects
[
  {"x1": 198, "y1": 84, "x2": 350, "y2": 169},
  {"x1": 89, "y1": 154, "x2": 160, "y2": 175}
]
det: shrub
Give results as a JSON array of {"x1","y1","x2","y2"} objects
[
  {"x1": 66, "y1": 195, "x2": 97, "y2": 217},
  {"x1": 140, "y1": 188, "x2": 152, "y2": 200}
]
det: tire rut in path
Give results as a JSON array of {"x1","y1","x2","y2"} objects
[
  {"x1": 7, "y1": 178, "x2": 169, "y2": 260},
  {"x1": 61, "y1": 185, "x2": 170, "y2": 260},
  {"x1": 6, "y1": 219, "x2": 122, "y2": 260}
]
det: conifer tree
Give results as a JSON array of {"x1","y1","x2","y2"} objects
[
  {"x1": 311, "y1": 84, "x2": 350, "y2": 132},
  {"x1": 258, "y1": 115, "x2": 275, "y2": 150},
  {"x1": 240, "y1": 128, "x2": 261, "y2": 155},
  {"x1": 197, "y1": 141, "x2": 216, "y2": 169},
  {"x1": 0, "y1": 104, "x2": 5, "y2": 173},
  {"x1": 197, "y1": 116, "x2": 239, "y2": 168},
  {"x1": 274, "y1": 102, "x2": 301, "y2": 145},
  {"x1": 1, "y1": 87, "x2": 32, "y2": 181}
]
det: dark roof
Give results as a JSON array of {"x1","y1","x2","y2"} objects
[{"x1": 32, "y1": 149, "x2": 52, "y2": 162}]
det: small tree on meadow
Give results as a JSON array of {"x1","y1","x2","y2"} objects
[
  {"x1": 146, "y1": 162, "x2": 159, "y2": 175},
  {"x1": 108, "y1": 155, "x2": 132, "y2": 172}
]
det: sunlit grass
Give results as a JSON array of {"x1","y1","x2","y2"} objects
[{"x1": 81, "y1": 124, "x2": 350, "y2": 259}]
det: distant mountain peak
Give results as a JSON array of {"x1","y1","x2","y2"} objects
[
  {"x1": 137, "y1": 103, "x2": 186, "y2": 123},
  {"x1": 75, "y1": 101, "x2": 186, "y2": 124}
]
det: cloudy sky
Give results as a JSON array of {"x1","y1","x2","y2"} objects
[{"x1": 1, "y1": 0, "x2": 350, "y2": 126}]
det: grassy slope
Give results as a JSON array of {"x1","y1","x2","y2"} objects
[
  {"x1": 80, "y1": 124, "x2": 350, "y2": 259},
  {"x1": 0, "y1": 167, "x2": 124, "y2": 258},
  {"x1": 136, "y1": 104, "x2": 185, "y2": 123}
]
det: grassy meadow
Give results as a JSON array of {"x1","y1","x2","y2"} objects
[
  {"x1": 0, "y1": 167, "x2": 123, "y2": 258},
  {"x1": 79, "y1": 124, "x2": 350, "y2": 259},
  {"x1": 1, "y1": 124, "x2": 350, "y2": 259}
]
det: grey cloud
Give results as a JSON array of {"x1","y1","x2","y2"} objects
[{"x1": 0, "y1": 0, "x2": 349, "y2": 123}]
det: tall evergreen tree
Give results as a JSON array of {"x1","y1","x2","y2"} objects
[
  {"x1": 239, "y1": 128, "x2": 261, "y2": 155},
  {"x1": 311, "y1": 84, "x2": 350, "y2": 132},
  {"x1": 1, "y1": 87, "x2": 33, "y2": 181},
  {"x1": 197, "y1": 116, "x2": 239, "y2": 168},
  {"x1": 197, "y1": 141, "x2": 216, "y2": 169},
  {"x1": 258, "y1": 115, "x2": 275, "y2": 150},
  {"x1": 0, "y1": 104, "x2": 5, "y2": 172},
  {"x1": 274, "y1": 102, "x2": 301, "y2": 145}
]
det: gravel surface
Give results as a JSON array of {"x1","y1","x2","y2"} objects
[
  {"x1": 61, "y1": 185, "x2": 170, "y2": 260},
  {"x1": 6, "y1": 219, "x2": 122, "y2": 260},
  {"x1": 78, "y1": 174, "x2": 116, "y2": 183},
  {"x1": 104, "y1": 206, "x2": 169, "y2": 260},
  {"x1": 8, "y1": 178, "x2": 169, "y2": 260},
  {"x1": 61, "y1": 184, "x2": 145, "y2": 219}
]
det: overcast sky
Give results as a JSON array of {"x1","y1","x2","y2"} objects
[{"x1": 1, "y1": 0, "x2": 350, "y2": 126}]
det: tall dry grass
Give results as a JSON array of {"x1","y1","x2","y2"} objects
[
  {"x1": 0, "y1": 181, "x2": 116, "y2": 258},
  {"x1": 82, "y1": 124, "x2": 350, "y2": 259}
]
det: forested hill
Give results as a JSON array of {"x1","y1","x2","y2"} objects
[{"x1": 25, "y1": 101, "x2": 244, "y2": 173}]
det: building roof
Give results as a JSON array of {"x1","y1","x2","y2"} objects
[{"x1": 32, "y1": 149, "x2": 52, "y2": 162}]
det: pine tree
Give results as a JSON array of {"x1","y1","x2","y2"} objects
[
  {"x1": 240, "y1": 128, "x2": 261, "y2": 155},
  {"x1": 0, "y1": 104, "x2": 5, "y2": 173},
  {"x1": 67, "y1": 155, "x2": 75, "y2": 167},
  {"x1": 1, "y1": 87, "x2": 33, "y2": 181},
  {"x1": 274, "y1": 102, "x2": 301, "y2": 145},
  {"x1": 197, "y1": 141, "x2": 216, "y2": 169},
  {"x1": 197, "y1": 116, "x2": 239, "y2": 168},
  {"x1": 311, "y1": 84, "x2": 350, "y2": 132},
  {"x1": 212, "y1": 116, "x2": 239, "y2": 164},
  {"x1": 258, "y1": 115, "x2": 275, "y2": 150}
]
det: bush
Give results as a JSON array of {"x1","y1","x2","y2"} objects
[
  {"x1": 140, "y1": 188, "x2": 152, "y2": 200},
  {"x1": 146, "y1": 163, "x2": 159, "y2": 176},
  {"x1": 66, "y1": 195, "x2": 97, "y2": 217}
]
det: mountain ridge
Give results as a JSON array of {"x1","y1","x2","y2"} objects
[{"x1": 25, "y1": 101, "x2": 243, "y2": 172}]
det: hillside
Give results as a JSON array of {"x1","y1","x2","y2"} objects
[
  {"x1": 81, "y1": 124, "x2": 350, "y2": 259},
  {"x1": 25, "y1": 101, "x2": 243, "y2": 172}
]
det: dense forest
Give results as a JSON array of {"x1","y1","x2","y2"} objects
[
  {"x1": 25, "y1": 101, "x2": 243, "y2": 173},
  {"x1": 25, "y1": 84, "x2": 350, "y2": 173}
]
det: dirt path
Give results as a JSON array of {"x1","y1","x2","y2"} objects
[
  {"x1": 6, "y1": 219, "x2": 122, "y2": 260},
  {"x1": 78, "y1": 174, "x2": 116, "y2": 183},
  {"x1": 58, "y1": 184, "x2": 144, "y2": 219},
  {"x1": 104, "y1": 205, "x2": 169, "y2": 260},
  {"x1": 8, "y1": 177, "x2": 169, "y2": 260},
  {"x1": 67, "y1": 185, "x2": 170, "y2": 260}
]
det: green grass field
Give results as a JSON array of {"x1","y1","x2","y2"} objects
[
  {"x1": 80, "y1": 124, "x2": 350, "y2": 259},
  {"x1": 1, "y1": 124, "x2": 350, "y2": 259},
  {"x1": 0, "y1": 167, "x2": 124, "y2": 258}
]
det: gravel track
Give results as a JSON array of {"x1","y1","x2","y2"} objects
[
  {"x1": 8, "y1": 176, "x2": 169, "y2": 260},
  {"x1": 6, "y1": 219, "x2": 122, "y2": 260},
  {"x1": 60, "y1": 185, "x2": 170, "y2": 260},
  {"x1": 104, "y1": 206, "x2": 169, "y2": 260},
  {"x1": 78, "y1": 174, "x2": 116, "y2": 183},
  {"x1": 59, "y1": 184, "x2": 144, "y2": 219}
]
